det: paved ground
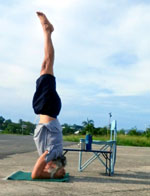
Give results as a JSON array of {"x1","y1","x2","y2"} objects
[
  {"x1": 0, "y1": 134, "x2": 75, "y2": 159},
  {"x1": 0, "y1": 134, "x2": 150, "y2": 196}
]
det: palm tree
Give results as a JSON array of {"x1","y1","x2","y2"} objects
[
  {"x1": 82, "y1": 118, "x2": 94, "y2": 135},
  {"x1": 82, "y1": 118, "x2": 94, "y2": 127}
]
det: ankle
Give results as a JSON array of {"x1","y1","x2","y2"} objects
[{"x1": 43, "y1": 30, "x2": 52, "y2": 37}]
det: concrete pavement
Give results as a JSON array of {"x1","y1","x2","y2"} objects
[{"x1": 0, "y1": 135, "x2": 150, "y2": 196}]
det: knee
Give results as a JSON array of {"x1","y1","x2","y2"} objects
[
  {"x1": 42, "y1": 58, "x2": 53, "y2": 69},
  {"x1": 40, "y1": 59, "x2": 53, "y2": 75}
]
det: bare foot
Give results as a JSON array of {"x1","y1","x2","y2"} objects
[{"x1": 36, "y1": 11, "x2": 54, "y2": 33}]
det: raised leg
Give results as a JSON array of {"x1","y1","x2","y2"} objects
[
  {"x1": 37, "y1": 11, "x2": 54, "y2": 76},
  {"x1": 36, "y1": 12, "x2": 56, "y2": 123}
]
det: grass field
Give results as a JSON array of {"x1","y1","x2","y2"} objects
[{"x1": 63, "y1": 134, "x2": 150, "y2": 147}]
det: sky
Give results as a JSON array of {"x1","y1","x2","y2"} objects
[{"x1": 0, "y1": 0, "x2": 150, "y2": 130}]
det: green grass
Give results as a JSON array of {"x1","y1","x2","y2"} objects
[
  {"x1": 117, "y1": 135, "x2": 150, "y2": 147},
  {"x1": 63, "y1": 135, "x2": 110, "y2": 143},
  {"x1": 63, "y1": 134, "x2": 150, "y2": 147}
]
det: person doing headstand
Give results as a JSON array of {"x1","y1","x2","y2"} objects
[{"x1": 31, "y1": 12, "x2": 66, "y2": 179}]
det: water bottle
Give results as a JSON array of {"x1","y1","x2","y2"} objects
[
  {"x1": 85, "y1": 134, "x2": 92, "y2": 151},
  {"x1": 80, "y1": 139, "x2": 85, "y2": 150}
]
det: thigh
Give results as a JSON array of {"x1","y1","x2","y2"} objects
[
  {"x1": 40, "y1": 61, "x2": 54, "y2": 76},
  {"x1": 32, "y1": 74, "x2": 61, "y2": 118}
]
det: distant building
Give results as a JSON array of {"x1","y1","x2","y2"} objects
[{"x1": 74, "y1": 130, "x2": 80, "y2": 135}]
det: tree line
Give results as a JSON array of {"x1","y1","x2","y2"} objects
[
  {"x1": 62, "y1": 119, "x2": 108, "y2": 136},
  {"x1": 0, "y1": 116, "x2": 35, "y2": 135},
  {"x1": 0, "y1": 116, "x2": 150, "y2": 137},
  {"x1": 62, "y1": 119, "x2": 150, "y2": 138}
]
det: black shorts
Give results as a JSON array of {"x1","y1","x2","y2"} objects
[{"x1": 32, "y1": 74, "x2": 61, "y2": 118}]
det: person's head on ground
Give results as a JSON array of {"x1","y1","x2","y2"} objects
[{"x1": 45, "y1": 155, "x2": 67, "y2": 179}]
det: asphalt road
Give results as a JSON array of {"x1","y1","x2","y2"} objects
[{"x1": 0, "y1": 134, "x2": 75, "y2": 159}]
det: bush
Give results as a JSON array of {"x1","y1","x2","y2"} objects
[
  {"x1": 118, "y1": 129, "x2": 125, "y2": 135},
  {"x1": 127, "y1": 128, "x2": 142, "y2": 136},
  {"x1": 143, "y1": 128, "x2": 150, "y2": 138}
]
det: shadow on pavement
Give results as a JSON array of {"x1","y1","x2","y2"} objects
[{"x1": 70, "y1": 171, "x2": 150, "y2": 185}]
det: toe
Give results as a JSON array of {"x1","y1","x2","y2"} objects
[{"x1": 36, "y1": 11, "x2": 44, "y2": 16}]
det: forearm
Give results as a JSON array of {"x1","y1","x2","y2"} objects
[
  {"x1": 35, "y1": 170, "x2": 50, "y2": 179},
  {"x1": 31, "y1": 151, "x2": 48, "y2": 179}
]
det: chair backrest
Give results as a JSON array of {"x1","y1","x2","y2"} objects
[{"x1": 110, "y1": 120, "x2": 117, "y2": 141}]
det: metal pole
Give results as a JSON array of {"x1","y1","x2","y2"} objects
[
  {"x1": 108, "y1": 113, "x2": 112, "y2": 136},
  {"x1": 109, "y1": 113, "x2": 112, "y2": 129}
]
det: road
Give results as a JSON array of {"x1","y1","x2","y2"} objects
[{"x1": 0, "y1": 134, "x2": 75, "y2": 159}]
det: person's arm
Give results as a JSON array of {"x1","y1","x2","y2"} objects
[
  {"x1": 31, "y1": 151, "x2": 65, "y2": 179},
  {"x1": 31, "y1": 151, "x2": 50, "y2": 179}
]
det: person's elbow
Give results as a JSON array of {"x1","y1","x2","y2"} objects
[{"x1": 31, "y1": 171, "x2": 39, "y2": 179}]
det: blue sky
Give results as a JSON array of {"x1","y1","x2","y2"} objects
[{"x1": 1, "y1": 0, "x2": 150, "y2": 130}]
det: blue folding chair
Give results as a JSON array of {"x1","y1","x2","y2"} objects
[{"x1": 78, "y1": 120, "x2": 117, "y2": 175}]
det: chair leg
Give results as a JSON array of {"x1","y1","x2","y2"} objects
[{"x1": 78, "y1": 151, "x2": 82, "y2": 171}]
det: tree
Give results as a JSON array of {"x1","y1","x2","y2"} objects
[
  {"x1": 19, "y1": 119, "x2": 23, "y2": 125},
  {"x1": 5, "y1": 122, "x2": 21, "y2": 134},
  {"x1": 2, "y1": 119, "x2": 12, "y2": 130},
  {"x1": 99, "y1": 127, "x2": 108, "y2": 135},
  {"x1": 144, "y1": 127, "x2": 150, "y2": 138},
  {"x1": 82, "y1": 118, "x2": 94, "y2": 127},
  {"x1": 128, "y1": 127, "x2": 141, "y2": 136},
  {"x1": 118, "y1": 129, "x2": 125, "y2": 135},
  {"x1": 62, "y1": 123, "x2": 75, "y2": 135},
  {"x1": 0, "y1": 116, "x2": 5, "y2": 130},
  {"x1": 0, "y1": 117, "x2": 35, "y2": 135},
  {"x1": 82, "y1": 119, "x2": 95, "y2": 135}
]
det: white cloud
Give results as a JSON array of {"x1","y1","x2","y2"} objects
[
  {"x1": 1, "y1": 0, "x2": 150, "y2": 128},
  {"x1": 33, "y1": 0, "x2": 75, "y2": 9},
  {"x1": 62, "y1": 2, "x2": 150, "y2": 97}
]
